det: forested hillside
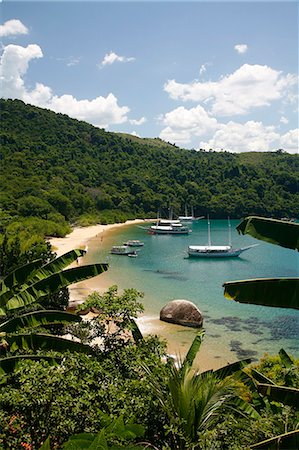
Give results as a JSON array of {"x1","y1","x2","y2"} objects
[{"x1": 1, "y1": 99, "x2": 298, "y2": 236}]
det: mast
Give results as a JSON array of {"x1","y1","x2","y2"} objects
[
  {"x1": 228, "y1": 216, "x2": 232, "y2": 247},
  {"x1": 207, "y1": 215, "x2": 211, "y2": 246}
]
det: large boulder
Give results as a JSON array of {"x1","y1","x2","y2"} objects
[{"x1": 160, "y1": 299, "x2": 203, "y2": 328}]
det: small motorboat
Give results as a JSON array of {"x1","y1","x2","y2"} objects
[{"x1": 123, "y1": 240, "x2": 144, "y2": 247}]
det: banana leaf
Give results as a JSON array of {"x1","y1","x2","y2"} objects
[
  {"x1": 212, "y1": 358, "x2": 251, "y2": 380},
  {"x1": 250, "y1": 429, "x2": 299, "y2": 449},
  {"x1": 223, "y1": 278, "x2": 299, "y2": 310},
  {"x1": 0, "y1": 263, "x2": 109, "y2": 315},
  {"x1": 0, "y1": 355, "x2": 61, "y2": 375},
  {"x1": 229, "y1": 396, "x2": 261, "y2": 420},
  {"x1": 237, "y1": 216, "x2": 299, "y2": 251},
  {"x1": 279, "y1": 348, "x2": 294, "y2": 368},
  {"x1": 0, "y1": 259, "x2": 44, "y2": 295},
  {"x1": 129, "y1": 318, "x2": 143, "y2": 343},
  {"x1": 0, "y1": 310, "x2": 81, "y2": 333},
  {"x1": 257, "y1": 383, "x2": 299, "y2": 408},
  {"x1": 29, "y1": 249, "x2": 86, "y2": 282},
  {"x1": 6, "y1": 332, "x2": 94, "y2": 354},
  {"x1": 250, "y1": 369, "x2": 275, "y2": 385}
]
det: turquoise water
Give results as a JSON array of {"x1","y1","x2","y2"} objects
[{"x1": 83, "y1": 220, "x2": 299, "y2": 363}]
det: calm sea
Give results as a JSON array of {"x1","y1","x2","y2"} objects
[{"x1": 82, "y1": 219, "x2": 299, "y2": 364}]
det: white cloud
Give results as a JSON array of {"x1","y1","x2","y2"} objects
[
  {"x1": 159, "y1": 105, "x2": 219, "y2": 144},
  {"x1": 131, "y1": 131, "x2": 140, "y2": 137},
  {"x1": 0, "y1": 19, "x2": 28, "y2": 37},
  {"x1": 0, "y1": 44, "x2": 43, "y2": 99},
  {"x1": 280, "y1": 116, "x2": 289, "y2": 124},
  {"x1": 100, "y1": 51, "x2": 135, "y2": 67},
  {"x1": 164, "y1": 64, "x2": 297, "y2": 117},
  {"x1": 279, "y1": 129, "x2": 298, "y2": 154},
  {"x1": 199, "y1": 121, "x2": 280, "y2": 152},
  {"x1": 234, "y1": 44, "x2": 248, "y2": 54},
  {"x1": 1, "y1": 43, "x2": 130, "y2": 128},
  {"x1": 129, "y1": 117, "x2": 146, "y2": 126}
]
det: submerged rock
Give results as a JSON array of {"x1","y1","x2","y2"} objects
[{"x1": 160, "y1": 299, "x2": 203, "y2": 328}]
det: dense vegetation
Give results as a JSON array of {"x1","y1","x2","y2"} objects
[{"x1": 1, "y1": 99, "x2": 298, "y2": 232}]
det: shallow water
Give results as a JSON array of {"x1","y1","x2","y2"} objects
[{"x1": 82, "y1": 219, "x2": 299, "y2": 365}]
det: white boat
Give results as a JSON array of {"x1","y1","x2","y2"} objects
[
  {"x1": 111, "y1": 245, "x2": 137, "y2": 255},
  {"x1": 150, "y1": 219, "x2": 191, "y2": 235},
  {"x1": 187, "y1": 218, "x2": 257, "y2": 258},
  {"x1": 123, "y1": 240, "x2": 144, "y2": 247},
  {"x1": 178, "y1": 206, "x2": 204, "y2": 223}
]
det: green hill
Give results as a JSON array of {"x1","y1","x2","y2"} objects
[{"x1": 1, "y1": 99, "x2": 298, "y2": 234}]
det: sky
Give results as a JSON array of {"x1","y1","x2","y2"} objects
[{"x1": 1, "y1": 1, "x2": 298, "y2": 153}]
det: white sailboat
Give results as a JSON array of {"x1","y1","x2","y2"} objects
[
  {"x1": 187, "y1": 217, "x2": 257, "y2": 258},
  {"x1": 149, "y1": 207, "x2": 192, "y2": 235},
  {"x1": 178, "y1": 205, "x2": 204, "y2": 223}
]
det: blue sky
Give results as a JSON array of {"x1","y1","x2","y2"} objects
[{"x1": 1, "y1": 1, "x2": 298, "y2": 153}]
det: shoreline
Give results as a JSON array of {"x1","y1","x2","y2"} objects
[
  {"x1": 49, "y1": 219, "x2": 155, "y2": 308},
  {"x1": 49, "y1": 219, "x2": 230, "y2": 371}
]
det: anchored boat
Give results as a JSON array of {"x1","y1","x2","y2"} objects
[
  {"x1": 187, "y1": 218, "x2": 257, "y2": 258},
  {"x1": 111, "y1": 245, "x2": 138, "y2": 256},
  {"x1": 149, "y1": 219, "x2": 191, "y2": 235}
]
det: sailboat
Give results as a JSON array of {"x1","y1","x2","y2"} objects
[
  {"x1": 178, "y1": 205, "x2": 204, "y2": 223},
  {"x1": 187, "y1": 217, "x2": 257, "y2": 258},
  {"x1": 149, "y1": 207, "x2": 191, "y2": 235}
]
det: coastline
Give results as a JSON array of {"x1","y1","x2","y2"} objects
[
  {"x1": 49, "y1": 219, "x2": 230, "y2": 371},
  {"x1": 49, "y1": 219, "x2": 154, "y2": 307}
]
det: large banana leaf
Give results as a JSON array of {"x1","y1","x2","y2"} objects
[
  {"x1": 0, "y1": 249, "x2": 87, "y2": 305},
  {"x1": 250, "y1": 369, "x2": 275, "y2": 385},
  {"x1": 6, "y1": 332, "x2": 94, "y2": 354},
  {"x1": 0, "y1": 259, "x2": 44, "y2": 295},
  {"x1": 223, "y1": 278, "x2": 299, "y2": 310},
  {"x1": 212, "y1": 358, "x2": 251, "y2": 380},
  {"x1": 0, "y1": 310, "x2": 81, "y2": 333},
  {"x1": 237, "y1": 216, "x2": 299, "y2": 250},
  {"x1": 250, "y1": 429, "x2": 299, "y2": 449},
  {"x1": 229, "y1": 396, "x2": 261, "y2": 420},
  {"x1": 0, "y1": 263, "x2": 108, "y2": 315},
  {"x1": 29, "y1": 249, "x2": 86, "y2": 282},
  {"x1": 0, "y1": 355, "x2": 61, "y2": 376},
  {"x1": 257, "y1": 383, "x2": 299, "y2": 408}
]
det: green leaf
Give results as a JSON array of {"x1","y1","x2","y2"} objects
[
  {"x1": 237, "y1": 216, "x2": 299, "y2": 250},
  {"x1": 223, "y1": 278, "x2": 299, "y2": 310},
  {"x1": 230, "y1": 396, "x2": 261, "y2": 420},
  {"x1": 0, "y1": 310, "x2": 81, "y2": 333},
  {"x1": 1, "y1": 263, "x2": 109, "y2": 314},
  {"x1": 0, "y1": 259, "x2": 44, "y2": 294},
  {"x1": 212, "y1": 358, "x2": 251, "y2": 380},
  {"x1": 6, "y1": 333, "x2": 94, "y2": 354},
  {"x1": 279, "y1": 348, "x2": 294, "y2": 368},
  {"x1": 39, "y1": 437, "x2": 51, "y2": 450},
  {"x1": 31, "y1": 249, "x2": 86, "y2": 283},
  {"x1": 250, "y1": 429, "x2": 299, "y2": 449},
  {"x1": 250, "y1": 369, "x2": 275, "y2": 385},
  {"x1": 180, "y1": 330, "x2": 204, "y2": 377},
  {"x1": 130, "y1": 318, "x2": 143, "y2": 343},
  {"x1": 257, "y1": 383, "x2": 299, "y2": 407}
]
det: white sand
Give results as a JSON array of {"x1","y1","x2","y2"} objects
[{"x1": 49, "y1": 219, "x2": 150, "y2": 257}]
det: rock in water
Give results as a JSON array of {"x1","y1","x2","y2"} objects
[{"x1": 160, "y1": 299, "x2": 203, "y2": 328}]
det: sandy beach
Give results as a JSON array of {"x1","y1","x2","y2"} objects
[{"x1": 49, "y1": 219, "x2": 152, "y2": 304}]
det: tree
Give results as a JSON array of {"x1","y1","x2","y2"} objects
[{"x1": 145, "y1": 331, "x2": 259, "y2": 449}]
